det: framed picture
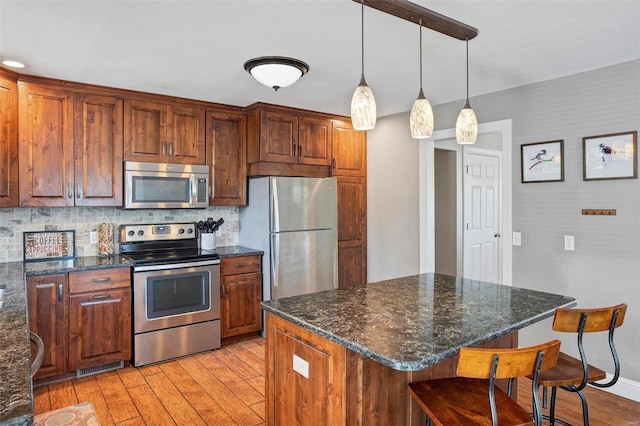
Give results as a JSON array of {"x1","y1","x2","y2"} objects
[
  {"x1": 23, "y1": 230, "x2": 76, "y2": 262},
  {"x1": 521, "y1": 140, "x2": 564, "y2": 183},
  {"x1": 583, "y1": 131, "x2": 637, "y2": 181}
]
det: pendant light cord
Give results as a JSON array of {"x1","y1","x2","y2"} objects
[
  {"x1": 361, "y1": 0, "x2": 365, "y2": 77},
  {"x1": 465, "y1": 38, "x2": 469, "y2": 101},
  {"x1": 419, "y1": 19, "x2": 423, "y2": 90}
]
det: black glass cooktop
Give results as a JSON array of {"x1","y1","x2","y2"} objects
[{"x1": 121, "y1": 248, "x2": 219, "y2": 265}]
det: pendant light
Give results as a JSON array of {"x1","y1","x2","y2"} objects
[
  {"x1": 410, "y1": 19, "x2": 434, "y2": 139},
  {"x1": 456, "y1": 38, "x2": 478, "y2": 144},
  {"x1": 351, "y1": 0, "x2": 376, "y2": 130}
]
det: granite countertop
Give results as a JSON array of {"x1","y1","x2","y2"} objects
[
  {"x1": 262, "y1": 273, "x2": 576, "y2": 371},
  {"x1": 0, "y1": 245, "x2": 262, "y2": 426}
]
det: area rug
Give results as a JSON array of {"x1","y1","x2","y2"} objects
[{"x1": 33, "y1": 401, "x2": 99, "y2": 426}]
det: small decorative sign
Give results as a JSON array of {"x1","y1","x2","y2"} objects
[{"x1": 23, "y1": 230, "x2": 76, "y2": 262}]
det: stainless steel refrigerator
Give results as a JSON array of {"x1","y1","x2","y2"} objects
[{"x1": 239, "y1": 176, "x2": 338, "y2": 301}]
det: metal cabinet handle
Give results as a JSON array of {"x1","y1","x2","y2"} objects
[
  {"x1": 58, "y1": 284, "x2": 63, "y2": 302},
  {"x1": 332, "y1": 158, "x2": 336, "y2": 169},
  {"x1": 92, "y1": 277, "x2": 111, "y2": 283},
  {"x1": 67, "y1": 183, "x2": 73, "y2": 199},
  {"x1": 169, "y1": 142, "x2": 175, "y2": 157},
  {"x1": 234, "y1": 263, "x2": 248, "y2": 268},
  {"x1": 76, "y1": 183, "x2": 82, "y2": 199},
  {"x1": 221, "y1": 285, "x2": 227, "y2": 298},
  {"x1": 92, "y1": 294, "x2": 111, "y2": 300},
  {"x1": 162, "y1": 141, "x2": 167, "y2": 156},
  {"x1": 299, "y1": 145, "x2": 303, "y2": 157}
]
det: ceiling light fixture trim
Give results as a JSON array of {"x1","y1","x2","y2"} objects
[
  {"x1": 243, "y1": 56, "x2": 309, "y2": 91},
  {"x1": 1, "y1": 59, "x2": 26, "y2": 69}
]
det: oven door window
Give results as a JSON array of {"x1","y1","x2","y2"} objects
[{"x1": 146, "y1": 272, "x2": 210, "y2": 319}]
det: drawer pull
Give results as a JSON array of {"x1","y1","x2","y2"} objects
[
  {"x1": 92, "y1": 294, "x2": 110, "y2": 300},
  {"x1": 234, "y1": 263, "x2": 249, "y2": 268},
  {"x1": 92, "y1": 277, "x2": 111, "y2": 283}
]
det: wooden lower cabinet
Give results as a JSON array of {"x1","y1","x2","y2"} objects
[
  {"x1": 27, "y1": 274, "x2": 67, "y2": 379},
  {"x1": 265, "y1": 312, "x2": 518, "y2": 426},
  {"x1": 27, "y1": 268, "x2": 132, "y2": 380},
  {"x1": 220, "y1": 255, "x2": 263, "y2": 339}
]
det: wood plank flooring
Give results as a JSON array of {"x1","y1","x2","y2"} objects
[{"x1": 34, "y1": 337, "x2": 640, "y2": 425}]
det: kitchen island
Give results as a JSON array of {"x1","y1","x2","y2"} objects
[{"x1": 261, "y1": 273, "x2": 576, "y2": 425}]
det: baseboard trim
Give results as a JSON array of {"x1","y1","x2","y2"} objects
[{"x1": 592, "y1": 374, "x2": 640, "y2": 402}]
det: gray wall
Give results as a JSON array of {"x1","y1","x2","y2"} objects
[
  {"x1": 367, "y1": 59, "x2": 640, "y2": 383},
  {"x1": 434, "y1": 150, "x2": 457, "y2": 276}
]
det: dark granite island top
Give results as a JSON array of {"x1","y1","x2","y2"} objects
[
  {"x1": 262, "y1": 273, "x2": 576, "y2": 425},
  {"x1": 262, "y1": 273, "x2": 576, "y2": 371}
]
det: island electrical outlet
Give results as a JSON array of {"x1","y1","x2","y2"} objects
[{"x1": 564, "y1": 235, "x2": 575, "y2": 251}]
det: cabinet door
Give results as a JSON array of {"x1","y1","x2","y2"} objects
[
  {"x1": 123, "y1": 99, "x2": 167, "y2": 163},
  {"x1": 167, "y1": 104, "x2": 205, "y2": 165},
  {"x1": 332, "y1": 119, "x2": 366, "y2": 177},
  {"x1": 337, "y1": 177, "x2": 367, "y2": 287},
  {"x1": 258, "y1": 110, "x2": 298, "y2": 163},
  {"x1": 74, "y1": 93, "x2": 124, "y2": 206},
  {"x1": 298, "y1": 115, "x2": 331, "y2": 166},
  {"x1": 18, "y1": 83, "x2": 74, "y2": 206},
  {"x1": 220, "y1": 272, "x2": 262, "y2": 338},
  {"x1": 68, "y1": 289, "x2": 132, "y2": 371},
  {"x1": 206, "y1": 110, "x2": 247, "y2": 205},
  {"x1": 27, "y1": 274, "x2": 67, "y2": 378},
  {"x1": 0, "y1": 72, "x2": 18, "y2": 206}
]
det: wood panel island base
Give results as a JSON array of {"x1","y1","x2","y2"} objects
[{"x1": 262, "y1": 273, "x2": 576, "y2": 426}]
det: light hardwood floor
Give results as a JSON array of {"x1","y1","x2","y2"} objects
[{"x1": 34, "y1": 337, "x2": 640, "y2": 425}]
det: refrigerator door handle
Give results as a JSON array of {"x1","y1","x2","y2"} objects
[
  {"x1": 271, "y1": 233, "x2": 279, "y2": 288},
  {"x1": 271, "y1": 178, "x2": 280, "y2": 232}
]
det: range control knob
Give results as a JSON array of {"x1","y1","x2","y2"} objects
[
  {"x1": 178, "y1": 228, "x2": 185, "y2": 234},
  {"x1": 186, "y1": 228, "x2": 193, "y2": 234},
  {"x1": 128, "y1": 230, "x2": 135, "y2": 237},
  {"x1": 137, "y1": 230, "x2": 144, "y2": 236}
]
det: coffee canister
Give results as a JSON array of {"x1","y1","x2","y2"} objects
[{"x1": 97, "y1": 223, "x2": 114, "y2": 257}]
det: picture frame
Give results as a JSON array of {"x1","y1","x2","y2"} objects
[
  {"x1": 23, "y1": 230, "x2": 76, "y2": 262},
  {"x1": 521, "y1": 140, "x2": 564, "y2": 183},
  {"x1": 583, "y1": 131, "x2": 637, "y2": 181}
]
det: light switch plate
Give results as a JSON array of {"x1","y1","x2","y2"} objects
[
  {"x1": 89, "y1": 231, "x2": 98, "y2": 244},
  {"x1": 293, "y1": 354, "x2": 309, "y2": 379},
  {"x1": 564, "y1": 235, "x2": 575, "y2": 251},
  {"x1": 512, "y1": 232, "x2": 521, "y2": 246}
]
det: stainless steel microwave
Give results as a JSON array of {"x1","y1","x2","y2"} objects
[{"x1": 124, "y1": 161, "x2": 209, "y2": 209}]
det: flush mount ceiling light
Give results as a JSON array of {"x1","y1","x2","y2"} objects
[
  {"x1": 456, "y1": 39, "x2": 478, "y2": 144},
  {"x1": 410, "y1": 20, "x2": 434, "y2": 139},
  {"x1": 351, "y1": 0, "x2": 377, "y2": 131},
  {"x1": 243, "y1": 56, "x2": 309, "y2": 91},
  {"x1": 1, "y1": 59, "x2": 26, "y2": 69}
]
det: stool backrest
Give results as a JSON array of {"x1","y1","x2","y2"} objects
[
  {"x1": 552, "y1": 303, "x2": 626, "y2": 333},
  {"x1": 457, "y1": 339, "x2": 561, "y2": 380}
]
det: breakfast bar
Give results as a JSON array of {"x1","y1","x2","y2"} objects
[{"x1": 261, "y1": 273, "x2": 576, "y2": 425}]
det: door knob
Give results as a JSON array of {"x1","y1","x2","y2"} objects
[{"x1": 494, "y1": 233, "x2": 501, "y2": 238}]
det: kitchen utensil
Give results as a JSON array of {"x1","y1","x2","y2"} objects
[{"x1": 212, "y1": 218, "x2": 224, "y2": 232}]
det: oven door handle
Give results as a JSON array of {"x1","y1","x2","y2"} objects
[{"x1": 133, "y1": 259, "x2": 220, "y2": 272}]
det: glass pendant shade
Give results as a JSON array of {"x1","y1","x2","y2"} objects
[
  {"x1": 456, "y1": 100, "x2": 478, "y2": 144},
  {"x1": 410, "y1": 89, "x2": 434, "y2": 139},
  {"x1": 351, "y1": 75, "x2": 377, "y2": 130}
]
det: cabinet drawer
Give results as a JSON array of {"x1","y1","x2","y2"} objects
[
  {"x1": 220, "y1": 255, "x2": 261, "y2": 276},
  {"x1": 69, "y1": 267, "x2": 131, "y2": 293}
]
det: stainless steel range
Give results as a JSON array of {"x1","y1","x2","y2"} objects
[{"x1": 119, "y1": 223, "x2": 220, "y2": 367}]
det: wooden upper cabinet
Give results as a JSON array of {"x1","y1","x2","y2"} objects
[
  {"x1": 206, "y1": 110, "x2": 247, "y2": 206},
  {"x1": 124, "y1": 99, "x2": 205, "y2": 164},
  {"x1": 298, "y1": 115, "x2": 331, "y2": 166},
  {"x1": 74, "y1": 93, "x2": 123, "y2": 206},
  {"x1": 253, "y1": 109, "x2": 298, "y2": 164},
  {"x1": 0, "y1": 71, "x2": 19, "y2": 206},
  {"x1": 332, "y1": 119, "x2": 366, "y2": 177},
  {"x1": 19, "y1": 82, "x2": 74, "y2": 206}
]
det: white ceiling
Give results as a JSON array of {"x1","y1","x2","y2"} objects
[{"x1": 1, "y1": 0, "x2": 639, "y2": 118}]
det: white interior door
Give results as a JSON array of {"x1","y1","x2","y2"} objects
[{"x1": 463, "y1": 149, "x2": 502, "y2": 283}]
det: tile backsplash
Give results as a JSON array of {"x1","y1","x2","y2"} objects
[{"x1": 0, "y1": 206, "x2": 239, "y2": 262}]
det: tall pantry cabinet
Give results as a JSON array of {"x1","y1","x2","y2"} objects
[
  {"x1": 332, "y1": 119, "x2": 367, "y2": 288},
  {"x1": 0, "y1": 68, "x2": 18, "y2": 207}
]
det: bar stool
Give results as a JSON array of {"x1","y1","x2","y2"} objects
[
  {"x1": 408, "y1": 339, "x2": 562, "y2": 426},
  {"x1": 535, "y1": 303, "x2": 627, "y2": 426}
]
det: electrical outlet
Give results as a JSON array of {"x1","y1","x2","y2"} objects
[
  {"x1": 564, "y1": 235, "x2": 575, "y2": 251},
  {"x1": 90, "y1": 231, "x2": 98, "y2": 244},
  {"x1": 293, "y1": 354, "x2": 309, "y2": 379},
  {"x1": 512, "y1": 232, "x2": 521, "y2": 246}
]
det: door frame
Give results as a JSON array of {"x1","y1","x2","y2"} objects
[{"x1": 419, "y1": 118, "x2": 513, "y2": 285}]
